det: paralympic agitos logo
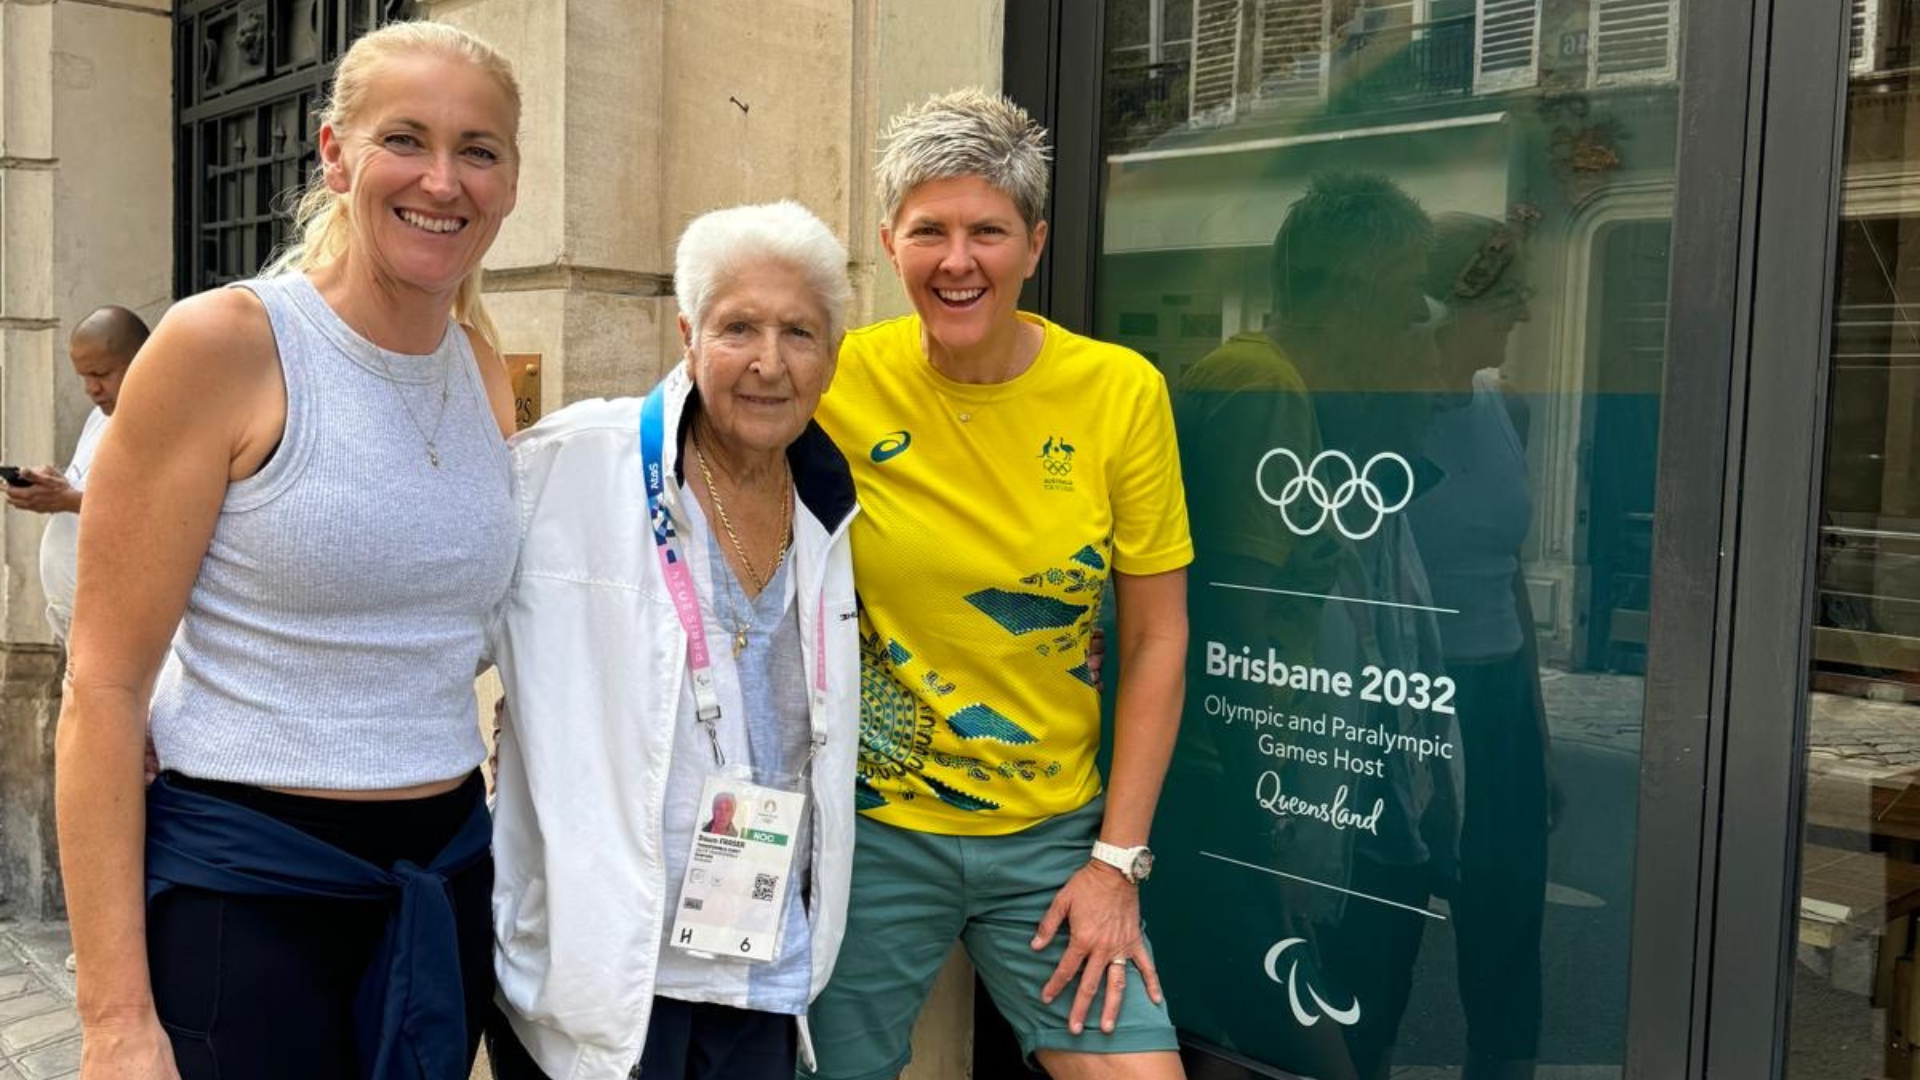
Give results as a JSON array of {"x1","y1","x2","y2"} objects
[
  {"x1": 1256, "y1": 448, "x2": 1415, "y2": 542},
  {"x1": 1264, "y1": 937, "x2": 1361, "y2": 1028}
]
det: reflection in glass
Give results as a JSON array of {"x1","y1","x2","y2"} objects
[
  {"x1": 1789, "y1": 9, "x2": 1920, "y2": 1076},
  {"x1": 1409, "y1": 214, "x2": 1553, "y2": 1079},
  {"x1": 1172, "y1": 173, "x2": 1458, "y2": 1080},
  {"x1": 1097, "y1": 0, "x2": 1681, "y2": 1076}
]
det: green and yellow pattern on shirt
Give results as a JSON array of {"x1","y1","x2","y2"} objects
[{"x1": 817, "y1": 313, "x2": 1193, "y2": 836}]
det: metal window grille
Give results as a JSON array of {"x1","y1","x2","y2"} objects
[{"x1": 174, "y1": 0, "x2": 416, "y2": 297}]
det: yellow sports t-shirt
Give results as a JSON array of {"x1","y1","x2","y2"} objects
[{"x1": 817, "y1": 312, "x2": 1193, "y2": 835}]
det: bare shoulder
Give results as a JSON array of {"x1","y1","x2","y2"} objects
[
  {"x1": 142, "y1": 287, "x2": 279, "y2": 387},
  {"x1": 461, "y1": 324, "x2": 517, "y2": 438},
  {"x1": 1490, "y1": 370, "x2": 1532, "y2": 446},
  {"x1": 120, "y1": 287, "x2": 286, "y2": 474},
  {"x1": 461, "y1": 322, "x2": 507, "y2": 376}
]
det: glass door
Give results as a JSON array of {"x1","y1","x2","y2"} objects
[
  {"x1": 1088, "y1": 2, "x2": 1685, "y2": 1077},
  {"x1": 1788, "y1": 7, "x2": 1920, "y2": 1075}
]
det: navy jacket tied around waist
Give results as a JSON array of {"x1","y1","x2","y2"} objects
[{"x1": 145, "y1": 773, "x2": 491, "y2": 1080}]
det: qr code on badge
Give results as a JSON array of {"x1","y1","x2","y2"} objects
[{"x1": 752, "y1": 873, "x2": 778, "y2": 902}]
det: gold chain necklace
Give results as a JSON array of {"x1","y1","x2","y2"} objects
[
  {"x1": 692, "y1": 433, "x2": 793, "y2": 606},
  {"x1": 711, "y1": 576, "x2": 753, "y2": 659}
]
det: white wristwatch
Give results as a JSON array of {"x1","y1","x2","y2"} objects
[{"x1": 1090, "y1": 841, "x2": 1154, "y2": 884}]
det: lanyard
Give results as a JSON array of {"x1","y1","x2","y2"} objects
[{"x1": 639, "y1": 382, "x2": 831, "y2": 768}]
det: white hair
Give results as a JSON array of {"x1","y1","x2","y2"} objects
[
  {"x1": 674, "y1": 201, "x2": 852, "y2": 344},
  {"x1": 875, "y1": 87, "x2": 1051, "y2": 228}
]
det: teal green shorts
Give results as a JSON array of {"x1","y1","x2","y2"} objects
[{"x1": 802, "y1": 797, "x2": 1178, "y2": 1080}]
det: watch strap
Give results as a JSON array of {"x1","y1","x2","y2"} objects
[{"x1": 1091, "y1": 840, "x2": 1147, "y2": 883}]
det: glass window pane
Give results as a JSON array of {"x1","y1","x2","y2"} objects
[
  {"x1": 1166, "y1": 0, "x2": 1197, "y2": 47},
  {"x1": 1788, "y1": 13, "x2": 1920, "y2": 1076},
  {"x1": 1096, "y1": 0, "x2": 1685, "y2": 1075},
  {"x1": 1109, "y1": 0, "x2": 1155, "y2": 51}
]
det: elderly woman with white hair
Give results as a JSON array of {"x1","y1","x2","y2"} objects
[{"x1": 485, "y1": 200, "x2": 860, "y2": 1080}]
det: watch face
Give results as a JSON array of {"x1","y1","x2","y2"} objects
[{"x1": 1132, "y1": 850, "x2": 1154, "y2": 882}]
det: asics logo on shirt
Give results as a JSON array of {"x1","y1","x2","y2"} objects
[{"x1": 871, "y1": 430, "x2": 913, "y2": 463}]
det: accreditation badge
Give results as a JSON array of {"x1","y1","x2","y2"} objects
[{"x1": 669, "y1": 771, "x2": 808, "y2": 963}]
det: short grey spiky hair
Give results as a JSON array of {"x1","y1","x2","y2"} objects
[{"x1": 876, "y1": 87, "x2": 1052, "y2": 229}]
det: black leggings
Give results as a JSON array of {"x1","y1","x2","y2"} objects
[
  {"x1": 1449, "y1": 651, "x2": 1550, "y2": 1064},
  {"x1": 489, "y1": 998, "x2": 798, "y2": 1080},
  {"x1": 146, "y1": 772, "x2": 494, "y2": 1080},
  {"x1": 1320, "y1": 855, "x2": 1434, "y2": 1080}
]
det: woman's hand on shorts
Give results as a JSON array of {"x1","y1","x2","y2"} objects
[
  {"x1": 1031, "y1": 862, "x2": 1165, "y2": 1036},
  {"x1": 79, "y1": 1010, "x2": 179, "y2": 1080}
]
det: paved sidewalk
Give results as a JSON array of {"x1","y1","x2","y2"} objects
[
  {"x1": 1540, "y1": 670, "x2": 1916, "y2": 768},
  {"x1": 0, "y1": 917, "x2": 498, "y2": 1078},
  {"x1": 0, "y1": 920, "x2": 78, "y2": 1080}
]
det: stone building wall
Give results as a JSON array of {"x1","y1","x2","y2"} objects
[
  {"x1": 0, "y1": 0, "x2": 171, "y2": 919},
  {"x1": 432, "y1": 0, "x2": 1006, "y2": 406}
]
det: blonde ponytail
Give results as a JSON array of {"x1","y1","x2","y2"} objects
[{"x1": 453, "y1": 271, "x2": 502, "y2": 355}]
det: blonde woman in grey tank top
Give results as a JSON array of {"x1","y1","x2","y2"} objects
[{"x1": 56, "y1": 23, "x2": 523, "y2": 1080}]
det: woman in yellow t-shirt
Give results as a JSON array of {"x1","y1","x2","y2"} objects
[{"x1": 806, "y1": 89, "x2": 1193, "y2": 1080}]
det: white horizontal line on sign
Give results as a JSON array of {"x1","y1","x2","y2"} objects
[
  {"x1": 1199, "y1": 851, "x2": 1448, "y2": 921},
  {"x1": 1208, "y1": 580, "x2": 1462, "y2": 616}
]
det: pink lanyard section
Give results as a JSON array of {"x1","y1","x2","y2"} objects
[{"x1": 641, "y1": 384, "x2": 831, "y2": 765}]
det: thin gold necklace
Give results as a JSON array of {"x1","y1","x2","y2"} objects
[
  {"x1": 692, "y1": 433, "x2": 793, "y2": 608},
  {"x1": 926, "y1": 324, "x2": 1040, "y2": 423},
  {"x1": 351, "y1": 308, "x2": 452, "y2": 468},
  {"x1": 375, "y1": 352, "x2": 452, "y2": 468}
]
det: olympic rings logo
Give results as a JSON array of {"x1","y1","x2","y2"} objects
[
  {"x1": 1043, "y1": 458, "x2": 1073, "y2": 476},
  {"x1": 1256, "y1": 448, "x2": 1415, "y2": 541}
]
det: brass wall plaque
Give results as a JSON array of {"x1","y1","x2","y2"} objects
[{"x1": 507, "y1": 353, "x2": 541, "y2": 431}]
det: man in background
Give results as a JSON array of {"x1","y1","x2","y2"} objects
[{"x1": 5, "y1": 305, "x2": 149, "y2": 643}]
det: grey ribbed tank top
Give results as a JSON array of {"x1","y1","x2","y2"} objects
[{"x1": 150, "y1": 272, "x2": 516, "y2": 790}]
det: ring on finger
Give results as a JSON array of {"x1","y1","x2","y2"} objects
[{"x1": 1108, "y1": 957, "x2": 1129, "y2": 969}]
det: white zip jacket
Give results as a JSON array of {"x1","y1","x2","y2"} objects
[{"x1": 489, "y1": 365, "x2": 861, "y2": 1080}]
